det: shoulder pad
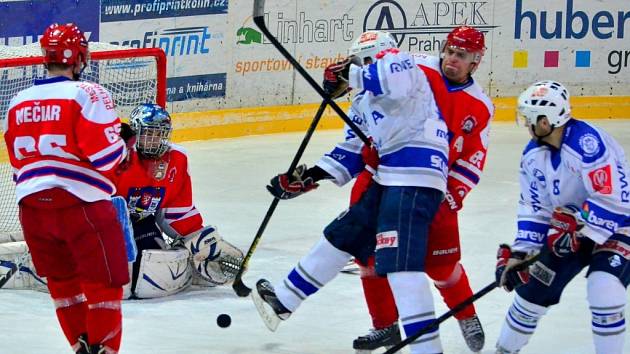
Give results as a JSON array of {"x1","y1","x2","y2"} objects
[{"x1": 563, "y1": 120, "x2": 606, "y2": 163}]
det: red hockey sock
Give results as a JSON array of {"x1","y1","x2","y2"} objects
[
  {"x1": 358, "y1": 256, "x2": 398, "y2": 329},
  {"x1": 47, "y1": 277, "x2": 88, "y2": 350},
  {"x1": 82, "y1": 282, "x2": 124, "y2": 352},
  {"x1": 429, "y1": 263, "x2": 476, "y2": 320}
]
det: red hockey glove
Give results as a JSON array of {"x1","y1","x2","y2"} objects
[
  {"x1": 361, "y1": 143, "x2": 379, "y2": 172},
  {"x1": 116, "y1": 122, "x2": 137, "y2": 173},
  {"x1": 267, "y1": 164, "x2": 319, "y2": 200},
  {"x1": 547, "y1": 207, "x2": 583, "y2": 257},
  {"x1": 443, "y1": 191, "x2": 462, "y2": 212},
  {"x1": 322, "y1": 56, "x2": 360, "y2": 99},
  {"x1": 495, "y1": 244, "x2": 531, "y2": 292}
]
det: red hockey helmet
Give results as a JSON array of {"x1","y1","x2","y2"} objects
[
  {"x1": 40, "y1": 23, "x2": 89, "y2": 66},
  {"x1": 444, "y1": 26, "x2": 485, "y2": 61}
]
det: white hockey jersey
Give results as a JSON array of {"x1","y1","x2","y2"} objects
[
  {"x1": 316, "y1": 50, "x2": 449, "y2": 191},
  {"x1": 514, "y1": 119, "x2": 630, "y2": 252}
]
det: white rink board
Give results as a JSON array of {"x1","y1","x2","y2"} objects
[{"x1": 100, "y1": 0, "x2": 630, "y2": 110}]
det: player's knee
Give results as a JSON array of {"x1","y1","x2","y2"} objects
[
  {"x1": 587, "y1": 271, "x2": 626, "y2": 326},
  {"x1": 47, "y1": 277, "x2": 82, "y2": 299},
  {"x1": 426, "y1": 262, "x2": 460, "y2": 285},
  {"x1": 82, "y1": 282, "x2": 123, "y2": 303}
]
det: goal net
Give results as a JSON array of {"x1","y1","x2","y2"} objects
[{"x1": 0, "y1": 43, "x2": 166, "y2": 239}]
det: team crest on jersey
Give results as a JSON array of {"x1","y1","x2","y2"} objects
[
  {"x1": 532, "y1": 168, "x2": 547, "y2": 187},
  {"x1": 128, "y1": 187, "x2": 165, "y2": 216},
  {"x1": 588, "y1": 165, "x2": 612, "y2": 194},
  {"x1": 579, "y1": 133, "x2": 600, "y2": 157},
  {"x1": 461, "y1": 115, "x2": 477, "y2": 134}
]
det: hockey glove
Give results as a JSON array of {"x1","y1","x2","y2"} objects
[
  {"x1": 322, "y1": 56, "x2": 361, "y2": 99},
  {"x1": 361, "y1": 142, "x2": 379, "y2": 172},
  {"x1": 116, "y1": 122, "x2": 137, "y2": 173},
  {"x1": 547, "y1": 207, "x2": 583, "y2": 257},
  {"x1": 267, "y1": 164, "x2": 319, "y2": 200},
  {"x1": 495, "y1": 244, "x2": 530, "y2": 292}
]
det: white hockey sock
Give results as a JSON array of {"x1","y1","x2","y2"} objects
[
  {"x1": 388, "y1": 271, "x2": 442, "y2": 354},
  {"x1": 587, "y1": 271, "x2": 626, "y2": 354},
  {"x1": 275, "y1": 236, "x2": 351, "y2": 312},
  {"x1": 495, "y1": 293, "x2": 548, "y2": 353}
]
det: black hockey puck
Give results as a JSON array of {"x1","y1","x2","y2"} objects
[{"x1": 217, "y1": 313, "x2": 231, "y2": 328}]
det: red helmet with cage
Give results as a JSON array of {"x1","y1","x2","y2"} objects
[
  {"x1": 444, "y1": 26, "x2": 485, "y2": 61},
  {"x1": 40, "y1": 23, "x2": 89, "y2": 66}
]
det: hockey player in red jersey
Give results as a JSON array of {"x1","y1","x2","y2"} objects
[
  {"x1": 3, "y1": 23, "x2": 129, "y2": 354},
  {"x1": 113, "y1": 104, "x2": 243, "y2": 299},
  {"x1": 344, "y1": 27, "x2": 494, "y2": 352}
]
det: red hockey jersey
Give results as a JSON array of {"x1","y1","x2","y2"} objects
[
  {"x1": 414, "y1": 54, "x2": 494, "y2": 210},
  {"x1": 4, "y1": 76, "x2": 126, "y2": 202},
  {"x1": 113, "y1": 144, "x2": 203, "y2": 238}
]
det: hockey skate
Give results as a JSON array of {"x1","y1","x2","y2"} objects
[
  {"x1": 352, "y1": 323, "x2": 401, "y2": 353},
  {"x1": 340, "y1": 257, "x2": 359, "y2": 275},
  {"x1": 251, "y1": 279, "x2": 291, "y2": 332},
  {"x1": 495, "y1": 345, "x2": 519, "y2": 354},
  {"x1": 458, "y1": 314, "x2": 485, "y2": 352}
]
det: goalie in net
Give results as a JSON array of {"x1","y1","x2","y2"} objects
[
  {"x1": 114, "y1": 103, "x2": 244, "y2": 299},
  {"x1": 2, "y1": 103, "x2": 245, "y2": 300}
]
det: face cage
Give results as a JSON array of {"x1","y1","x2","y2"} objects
[{"x1": 136, "y1": 125, "x2": 172, "y2": 158}]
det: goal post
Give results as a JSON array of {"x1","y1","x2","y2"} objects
[{"x1": 0, "y1": 43, "x2": 167, "y2": 237}]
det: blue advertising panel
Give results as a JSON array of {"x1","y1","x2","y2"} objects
[
  {"x1": 167, "y1": 73, "x2": 226, "y2": 101},
  {"x1": 0, "y1": 0, "x2": 100, "y2": 45},
  {"x1": 101, "y1": 0, "x2": 228, "y2": 22}
]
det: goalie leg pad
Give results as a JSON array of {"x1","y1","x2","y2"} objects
[
  {"x1": 133, "y1": 248, "x2": 192, "y2": 299},
  {"x1": 0, "y1": 241, "x2": 47, "y2": 290},
  {"x1": 185, "y1": 226, "x2": 244, "y2": 285}
]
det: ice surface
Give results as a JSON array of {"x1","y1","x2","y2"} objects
[{"x1": 1, "y1": 121, "x2": 629, "y2": 353}]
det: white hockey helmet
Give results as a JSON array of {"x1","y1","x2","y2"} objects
[
  {"x1": 349, "y1": 30, "x2": 397, "y2": 64},
  {"x1": 517, "y1": 80, "x2": 571, "y2": 128}
]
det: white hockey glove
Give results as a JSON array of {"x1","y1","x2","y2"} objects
[{"x1": 183, "y1": 226, "x2": 244, "y2": 285}]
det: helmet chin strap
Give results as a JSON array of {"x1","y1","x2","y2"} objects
[
  {"x1": 531, "y1": 124, "x2": 555, "y2": 141},
  {"x1": 72, "y1": 61, "x2": 87, "y2": 81}
]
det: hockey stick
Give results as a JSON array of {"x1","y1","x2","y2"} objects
[
  {"x1": 232, "y1": 100, "x2": 328, "y2": 297},
  {"x1": 252, "y1": 0, "x2": 371, "y2": 147},
  {"x1": 383, "y1": 253, "x2": 543, "y2": 354}
]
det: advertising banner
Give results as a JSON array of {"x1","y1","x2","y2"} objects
[
  {"x1": 100, "y1": 0, "x2": 228, "y2": 103},
  {"x1": 1, "y1": 1, "x2": 628, "y2": 117},
  {"x1": 0, "y1": 0, "x2": 100, "y2": 45}
]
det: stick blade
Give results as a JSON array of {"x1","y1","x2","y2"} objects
[
  {"x1": 251, "y1": 286, "x2": 280, "y2": 332},
  {"x1": 232, "y1": 278, "x2": 252, "y2": 297}
]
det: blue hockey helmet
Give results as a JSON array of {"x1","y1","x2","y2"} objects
[{"x1": 129, "y1": 103, "x2": 173, "y2": 158}]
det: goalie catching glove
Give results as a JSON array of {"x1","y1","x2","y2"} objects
[
  {"x1": 182, "y1": 226, "x2": 244, "y2": 285},
  {"x1": 547, "y1": 206, "x2": 583, "y2": 257}
]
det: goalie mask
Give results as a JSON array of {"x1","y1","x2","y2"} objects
[
  {"x1": 349, "y1": 30, "x2": 398, "y2": 65},
  {"x1": 517, "y1": 81, "x2": 571, "y2": 129},
  {"x1": 130, "y1": 103, "x2": 173, "y2": 159}
]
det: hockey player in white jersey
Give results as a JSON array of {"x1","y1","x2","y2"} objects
[
  {"x1": 495, "y1": 81, "x2": 630, "y2": 354},
  {"x1": 258, "y1": 40, "x2": 450, "y2": 353}
]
